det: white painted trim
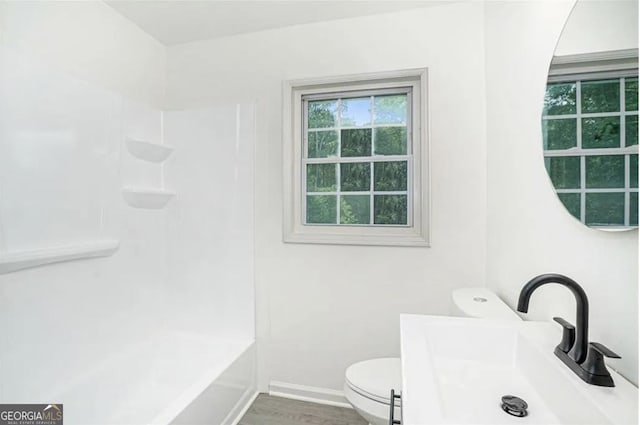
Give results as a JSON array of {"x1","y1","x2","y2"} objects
[
  {"x1": 549, "y1": 48, "x2": 638, "y2": 80},
  {"x1": 286, "y1": 68, "x2": 430, "y2": 90},
  {"x1": 543, "y1": 146, "x2": 638, "y2": 157},
  {"x1": 552, "y1": 49, "x2": 638, "y2": 65},
  {"x1": 269, "y1": 381, "x2": 352, "y2": 409},
  {"x1": 282, "y1": 68, "x2": 430, "y2": 246},
  {"x1": 556, "y1": 188, "x2": 639, "y2": 194},
  {"x1": 224, "y1": 390, "x2": 260, "y2": 425}
]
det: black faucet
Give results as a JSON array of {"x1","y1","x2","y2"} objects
[{"x1": 517, "y1": 273, "x2": 620, "y2": 387}]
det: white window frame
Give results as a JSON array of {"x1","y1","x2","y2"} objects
[
  {"x1": 283, "y1": 68, "x2": 430, "y2": 246},
  {"x1": 544, "y1": 49, "x2": 638, "y2": 229}
]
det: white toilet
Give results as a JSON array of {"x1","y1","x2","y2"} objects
[{"x1": 343, "y1": 287, "x2": 521, "y2": 425}]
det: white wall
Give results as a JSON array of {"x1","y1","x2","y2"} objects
[
  {"x1": 484, "y1": 0, "x2": 639, "y2": 384},
  {"x1": 167, "y1": 2, "x2": 488, "y2": 391},
  {"x1": 555, "y1": 0, "x2": 638, "y2": 56},
  {"x1": 0, "y1": 1, "x2": 166, "y2": 106}
]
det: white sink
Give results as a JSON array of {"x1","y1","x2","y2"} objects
[{"x1": 400, "y1": 315, "x2": 638, "y2": 425}]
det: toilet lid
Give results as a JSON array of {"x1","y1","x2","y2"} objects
[{"x1": 345, "y1": 358, "x2": 402, "y2": 404}]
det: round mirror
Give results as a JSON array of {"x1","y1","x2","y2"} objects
[{"x1": 542, "y1": 0, "x2": 638, "y2": 229}]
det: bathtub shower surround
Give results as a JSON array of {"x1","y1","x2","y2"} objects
[
  {"x1": 164, "y1": 104, "x2": 256, "y2": 340},
  {"x1": 0, "y1": 3, "x2": 257, "y2": 423},
  {"x1": 0, "y1": 48, "x2": 122, "y2": 257}
]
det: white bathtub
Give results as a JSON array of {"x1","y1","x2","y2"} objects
[{"x1": 52, "y1": 333, "x2": 256, "y2": 425}]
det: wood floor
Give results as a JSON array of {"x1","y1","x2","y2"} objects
[{"x1": 238, "y1": 394, "x2": 368, "y2": 425}]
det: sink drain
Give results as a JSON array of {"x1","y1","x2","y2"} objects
[{"x1": 501, "y1": 395, "x2": 528, "y2": 417}]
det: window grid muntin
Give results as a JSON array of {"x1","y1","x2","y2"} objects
[
  {"x1": 543, "y1": 76, "x2": 639, "y2": 227},
  {"x1": 302, "y1": 87, "x2": 413, "y2": 227}
]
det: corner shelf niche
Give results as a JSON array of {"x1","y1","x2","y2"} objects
[
  {"x1": 122, "y1": 188, "x2": 175, "y2": 209},
  {"x1": 126, "y1": 138, "x2": 173, "y2": 163},
  {"x1": 0, "y1": 240, "x2": 120, "y2": 274}
]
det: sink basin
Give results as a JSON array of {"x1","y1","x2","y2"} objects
[{"x1": 400, "y1": 315, "x2": 638, "y2": 425}]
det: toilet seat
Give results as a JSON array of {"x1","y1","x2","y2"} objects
[{"x1": 345, "y1": 358, "x2": 402, "y2": 405}]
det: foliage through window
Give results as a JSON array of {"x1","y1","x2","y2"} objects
[
  {"x1": 304, "y1": 90, "x2": 411, "y2": 226},
  {"x1": 542, "y1": 75, "x2": 639, "y2": 227}
]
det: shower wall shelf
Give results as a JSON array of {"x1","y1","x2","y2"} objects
[
  {"x1": 126, "y1": 138, "x2": 173, "y2": 163},
  {"x1": 122, "y1": 188, "x2": 175, "y2": 209},
  {"x1": 0, "y1": 240, "x2": 120, "y2": 274}
]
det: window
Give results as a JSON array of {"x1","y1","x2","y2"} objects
[
  {"x1": 283, "y1": 69, "x2": 429, "y2": 246},
  {"x1": 543, "y1": 51, "x2": 638, "y2": 228},
  {"x1": 305, "y1": 89, "x2": 411, "y2": 225}
]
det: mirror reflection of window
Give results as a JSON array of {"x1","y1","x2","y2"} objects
[
  {"x1": 542, "y1": 0, "x2": 638, "y2": 229},
  {"x1": 543, "y1": 73, "x2": 638, "y2": 227}
]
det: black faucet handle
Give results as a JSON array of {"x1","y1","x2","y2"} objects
[
  {"x1": 553, "y1": 317, "x2": 576, "y2": 353},
  {"x1": 589, "y1": 342, "x2": 621, "y2": 359},
  {"x1": 580, "y1": 342, "x2": 620, "y2": 386},
  {"x1": 553, "y1": 316, "x2": 575, "y2": 329}
]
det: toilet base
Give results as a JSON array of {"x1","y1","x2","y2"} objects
[{"x1": 344, "y1": 382, "x2": 399, "y2": 425}]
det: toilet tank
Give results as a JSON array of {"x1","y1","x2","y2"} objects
[{"x1": 450, "y1": 288, "x2": 521, "y2": 321}]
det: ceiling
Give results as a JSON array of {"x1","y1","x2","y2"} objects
[{"x1": 105, "y1": 1, "x2": 445, "y2": 46}]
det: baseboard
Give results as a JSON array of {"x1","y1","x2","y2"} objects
[
  {"x1": 224, "y1": 388, "x2": 260, "y2": 425},
  {"x1": 269, "y1": 381, "x2": 352, "y2": 408}
]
